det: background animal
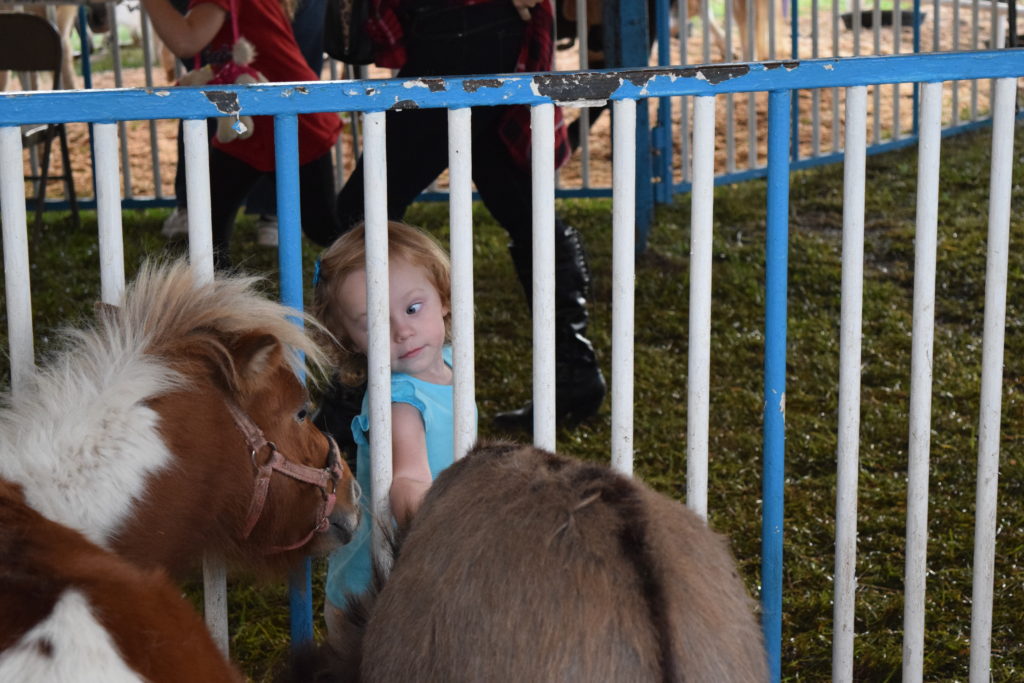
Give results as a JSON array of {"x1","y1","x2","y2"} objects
[
  {"x1": 0, "y1": 479, "x2": 243, "y2": 682},
  {"x1": 559, "y1": 0, "x2": 774, "y2": 63},
  {"x1": 0, "y1": 260, "x2": 360, "y2": 581},
  {"x1": 0, "y1": 3, "x2": 81, "y2": 91},
  {"x1": 317, "y1": 442, "x2": 767, "y2": 682}
]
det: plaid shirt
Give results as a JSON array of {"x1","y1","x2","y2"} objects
[{"x1": 366, "y1": 0, "x2": 570, "y2": 170}]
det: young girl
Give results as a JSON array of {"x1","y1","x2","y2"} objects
[
  {"x1": 311, "y1": 221, "x2": 477, "y2": 632},
  {"x1": 141, "y1": 0, "x2": 341, "y2": 266}
]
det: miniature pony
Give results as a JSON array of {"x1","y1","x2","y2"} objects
[
  {"x1": 303, "y1": 442, "x2": 767, "y2": 682},
  {"x1": 0, "y1": 259, "x2": 360, "y2": 579},
  {"x1": 0, "y1": 479, "x2": 243, "y2": 682}
]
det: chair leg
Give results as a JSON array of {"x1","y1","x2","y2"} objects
[
  {"x1": 57, "y1": 124, "x2": 79, "y2": 229},
  {"x1": 35, "y1": 127, "x2": 55, "y2": 230}
]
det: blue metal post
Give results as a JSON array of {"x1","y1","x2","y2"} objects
[
  {"x1": 605, "y1": 0, "x2": 653, "y2": 253},
  {"x1": 790, "y1": 0, "x2": 800, "y2": 161},
  {"x1": 762, "y1": 89, "x2": 791, "y2": 683},
  {"x1": 274, "y1": 114, "x2": 315, "y2": 646},
  {"x1": 653, "y1": 0, "x2": 673, "y2": 205}
]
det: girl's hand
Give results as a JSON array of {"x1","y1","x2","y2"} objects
[
  {"x1": 511, "y1": 0, "x2": 544, "y2": 22},
  {"x1": 390, "y1": 402, "x2": 433, "y2": 525}
]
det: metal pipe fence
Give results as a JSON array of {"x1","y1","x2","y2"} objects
[{"x1": 1, "y1": 50, "x2": 1022, "y2": 682}]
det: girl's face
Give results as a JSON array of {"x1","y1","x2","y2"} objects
[{"x1": 336, "y1": 258, "x2": 451, "y2": 384}]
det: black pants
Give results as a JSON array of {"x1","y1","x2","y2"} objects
[
  {"x1": 335, "y1": 2, "x2": 534, "y2": 249},
  {"x1": 208, "y1": 148, "x2": 338, "y2": 267}
]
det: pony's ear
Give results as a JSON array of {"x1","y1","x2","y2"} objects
[{"x1": 232, "y1": 332, "x2": 283, "y2": 386}]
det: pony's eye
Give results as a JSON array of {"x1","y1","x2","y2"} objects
[{"x1": 296, "y1": 408, "x2": 309, "y2": 422}]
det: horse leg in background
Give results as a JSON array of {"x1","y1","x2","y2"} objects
[
  {"x1": 53, "y1": 5, "x2": 79, "y2": 89},
  {"x1": 731, "y1": 0, "x2": 774, "y2": 61}
]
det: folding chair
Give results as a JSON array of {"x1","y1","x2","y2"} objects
[{"x1": 0, "y1": 12, "x2": 80, "y2": 229}]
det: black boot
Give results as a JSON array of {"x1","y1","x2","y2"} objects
[{"x1": 493, "y1": 221, "x2": 607, "y2": 433}]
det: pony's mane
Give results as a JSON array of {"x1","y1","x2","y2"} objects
[
  {"x1": 0, "y1": 260, "x2": 332, "y2": 547},
  {"x1": 100, "y1": 260, "x2": 331, "y2": 386}
]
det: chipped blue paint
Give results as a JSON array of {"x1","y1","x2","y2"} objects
[{"x1": 1, "y1": 51, "x2": 1021, "y2": 126}]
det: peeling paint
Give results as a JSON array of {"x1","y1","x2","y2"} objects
[
  {"x1": 779, "y1": 392, "x2": 786, "y2": 414},
  {"x1": 202, "y1": 90, "x2": 240, "y2": 115},
  {"x1": 365, "y1": 87, "x2": 378, "y2": 96},
  {"x1": 402, "y1": 79, "x2": 444, "y2": 93},
  {"x1": 464, "y1": 78, "x2": 503, "y2": 92},
  {"x1": 390, "y1": 99, "x2": 420, "y2": 111},
  {"x1": 824, "y1": 64, "x2": 834, "y2": 71},
  {"x1": 154, "y1": 90, "x2": 170, "y2": 97},
  {"x1": 764, "y1": 61, "x2": 800, "y2": 71}
]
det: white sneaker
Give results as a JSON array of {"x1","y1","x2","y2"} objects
[
  {"x1": 255, "y1": 215, "x2": 279, "y2": 248},
  {"x1": 161, "y1": 207, "x2": 189, "y2": 238}
]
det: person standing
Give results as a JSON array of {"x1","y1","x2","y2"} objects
[
  {"x1": 334, "y1": 0, "x2": 606, "y2": 432},
  {"x1": 145, "y1": 0, "x2": 341, "y2": 266}
]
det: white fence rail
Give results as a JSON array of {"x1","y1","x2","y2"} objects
[{"x1": 1, "y1": 52, "x2": 1021, "y2": 681}]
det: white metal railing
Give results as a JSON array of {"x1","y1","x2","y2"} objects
[{"x1": 0, "y1": 58, "x2": 1019, "y2": 680}]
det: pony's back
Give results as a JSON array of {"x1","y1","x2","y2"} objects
[{"x1": 359, "y1": 442, "x2": 767, "y2": 682}]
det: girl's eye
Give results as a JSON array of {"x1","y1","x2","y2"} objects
[{"x1": 406, "y1": 302, "x2": 423, "y2": 315}]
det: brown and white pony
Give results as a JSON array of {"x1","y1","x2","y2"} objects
[
  {"x1": 0, "y1": 479, "x2": 242, "y2": 682},
  {"x1": 0, "y1": 260, "x2": 360, "y2": 580},
  {"x1": 308, "y1": 442, "x2": 767, "y2": 682}
]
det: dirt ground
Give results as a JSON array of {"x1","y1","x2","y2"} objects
[{"x1": 12, "y1": 5, "x2": 1022, "y2": 201}]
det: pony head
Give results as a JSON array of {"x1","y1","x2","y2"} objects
[{"x1": 0, "y1": 260, "x2": 360, "y2": 579}]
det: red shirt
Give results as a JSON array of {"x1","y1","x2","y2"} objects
[
  {"x1": 366, "y1": 0, "x2": 570, "y2": 170},
  {"x1": 191, "y1": 0, "x2": 342, "y2": 172}
]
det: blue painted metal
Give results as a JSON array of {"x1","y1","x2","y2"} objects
[
  {"x1": 763, "y1": 89, "x2": 791, "y2": 683},
  {"x1": 3, "y1": 52, "x2": 1022, "y2": 127},
  {"x1": 604, "y1": 0, "x2": 654, "y2": 252},
  {"x1": 273, "y1": 113, "x2": 315, "y2": 647},
  {"x1": 653, "y1": 0, "x2": 673, "y2": 205},
  {"x1": 790, "y1": 0, "x2": 800, "y2": 161}
]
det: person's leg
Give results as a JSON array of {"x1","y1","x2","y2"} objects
[
  {"x1": 335, "y1": 1, "x2": 524, "y2": 232},
  {"x1": 470, "y1": 110, "x2": 606, "y2": 431},
  {"x1": 207, "y1": 148, "x2": 262, "y2": 269},
  {"x1": 335, "y1": 107, "x2": 451, "y2": 233},
  {"x1": 291, "y1": 152, "x2": 341, "y2": 247},
  {"x1": 240, "y1": 0, "x2": 328, "y2": 235}
]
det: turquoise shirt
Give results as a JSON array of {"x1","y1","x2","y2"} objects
[{"x1": 326, "y1": 346, "x2": 475, "y2": 605}]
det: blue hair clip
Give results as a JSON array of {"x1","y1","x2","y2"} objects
[{"x1": 312, "y1": 258, "x2": 322, "y2": 287}]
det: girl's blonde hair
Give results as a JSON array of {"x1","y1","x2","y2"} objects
[{"x1": 311, "y1": 221, "x2": 452, "y2": 385}]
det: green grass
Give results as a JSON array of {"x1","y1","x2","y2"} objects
[{"x1": 2, "y1": 122, "x2": 1023, "y2": 681}]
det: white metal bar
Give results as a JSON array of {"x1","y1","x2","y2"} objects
[
  {"x1": 94, "y1": 123, "x2": 125, "y2": 305},
  {"x1": 832, "y1": 85, "x2": 867, "y2": 683},
  {"x1": 183, "y1": 119, "x2": 214, "y2": 283},
  {"x1": 531, "y1": 103, "x2": 557, "y2": 451},
  {"x1": 611, "y1": 98, "x2": 636, "y2": 476},
  {"x1": 186, "y1": 113, "x2": 224, "y2": 652},
  {"x1": 576, "y1": 0, "x2": 590, "y2": 188},
  {"x1": 202, "y1": 558, "x2": 229, "y2": 654},
  {"x1": 447, "y1": 107, "x2": 476, "y2": 460},
  {"x1": 901, "y1": 79, "x2": 942, "y2": 683},
  {"x1": 968, "y1": 75, "x2": 1016, "y2": 683},
  {"x1": 687, "y1": 96, "x2": 715, "y2": 519},
  {"x1": 0, "y1": 126, "x2": 34, "y2": 395},
  {"x1": 363, "y1": 111, "x2": 394, "y2": 569}
]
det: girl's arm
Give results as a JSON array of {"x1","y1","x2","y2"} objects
[
  {"x1": 140, "y1": 0, "x2": 227, "y2": 58},
  {"x1": 390, "y1": 402, "x2": 433, "y2": 525}
]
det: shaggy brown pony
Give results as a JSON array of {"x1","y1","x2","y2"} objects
[{"x1": 294, "y1": 441, "x2": 767, "y2": 682}]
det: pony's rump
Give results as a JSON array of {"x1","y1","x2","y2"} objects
[
  {"x1": 334, "y1": 442, "x2": 767, "y2": 682},
  {"x1": 0, "y1": 478, "x2": 243, "y2": 682}
]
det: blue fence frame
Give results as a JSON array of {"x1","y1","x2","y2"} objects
[{"x1": 3, "y1": 49, "x2": 1023, "y2": 681}]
